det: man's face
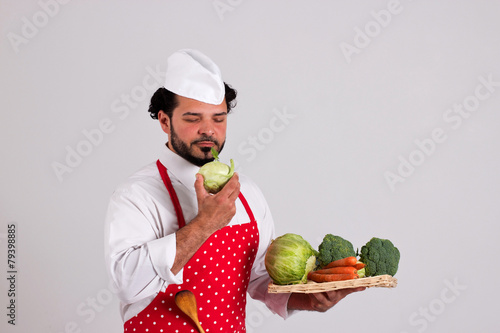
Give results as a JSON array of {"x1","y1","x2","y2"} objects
[{"x1": 159, "y1": 95, "x2": 228, "y2": 166}]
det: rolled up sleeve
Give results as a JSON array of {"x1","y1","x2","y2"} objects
[
  {"x1": 105, "y1": 186, "x2": 182, "y2": 305},
  {"x1": 147, "y1": 233, "x2": 184, "y2": 284}
]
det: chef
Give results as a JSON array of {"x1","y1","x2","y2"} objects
[{"x1": 104, "y1": 49, "x2": 364, "y2": 332}]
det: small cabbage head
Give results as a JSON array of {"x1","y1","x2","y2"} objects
[
  {"x1": 198, "y1": 148, "x2": 235, "y2": 194},
  {"x1": 265, "y1": 233, "x2": 317, "y2": 285}
]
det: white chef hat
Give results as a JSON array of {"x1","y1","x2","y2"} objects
[{"x1": 164, "y1": 49, "x2": 225, "y2": 105}]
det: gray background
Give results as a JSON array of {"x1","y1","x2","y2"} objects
[{"x1": 1, "y1": 0, "x2": 499, "y2": 332}]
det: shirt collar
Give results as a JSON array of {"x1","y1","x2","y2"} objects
[{"x1": 158, "y1": 144, "x2": 200, "y2": 189}]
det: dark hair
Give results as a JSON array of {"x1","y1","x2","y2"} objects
[{"x1": 148, "y1": 83, "x2": 237, "y2": 120}]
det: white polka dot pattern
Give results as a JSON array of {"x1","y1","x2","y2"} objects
[{"x1": 124, "y1": 220, "x2": 259, "y2": 333}]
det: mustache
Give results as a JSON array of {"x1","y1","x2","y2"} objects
[{"x1": 191, "y1": 137, "x2": 219, "y2": 146}]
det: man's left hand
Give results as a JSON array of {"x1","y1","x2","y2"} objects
[{"x1": 287, "y1": 287, "x2": 365, "y2": 312}]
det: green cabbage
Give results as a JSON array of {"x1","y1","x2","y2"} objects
[
  {"x1": 198, "y1": 148, "x2": 235, "y2": 194},
  {"x1": 265, "y1": 233, "x2": 317, "y2": 285}
]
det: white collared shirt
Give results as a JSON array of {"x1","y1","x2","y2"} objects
[{"x1": 104, "y1": 145, "x2": 291, "y2": 322}]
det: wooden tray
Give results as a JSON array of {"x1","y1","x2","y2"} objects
[{"x1": 268, "y1": 275, "x2": 397, "y2": 293}]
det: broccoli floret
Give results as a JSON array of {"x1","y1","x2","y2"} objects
[
  {"x1": 317, "y1": 234, "x2": 356, "y2": 267},
  {"x1": 359, "y1": 237, "x2": 400, "y2": 276}
]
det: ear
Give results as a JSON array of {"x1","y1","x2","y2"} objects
[{"x1": 158, "y1": 111, "x2": 171, "y2": 136}]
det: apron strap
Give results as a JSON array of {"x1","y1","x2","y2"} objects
[
  {"x1": 157, "y1": 159, "x2": 256, "y2": 228},
  {"x1": 157, "y1": 160, "x2": 186, "y2": 229},
  {"x1": 238, "y1": 192, "x2": 255, "y2": 222}
]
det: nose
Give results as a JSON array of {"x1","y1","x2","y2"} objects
[{"x1": 198, "y1": 120, "x2": 215, "y2": 136}]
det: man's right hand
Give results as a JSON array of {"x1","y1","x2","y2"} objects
[
  {"x1": 170, "y1": 173, "x2": 240, "y2": 275},
  {"x1": 194, "y1": 172, "x2": 240, "y2": 231}
]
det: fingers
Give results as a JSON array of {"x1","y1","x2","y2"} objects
[
  {"x1": 350, "y1": 287, "x2": 366, "y2": 293},
  {"x1": 325, "y1": 287, "x2": 365, "y2": 301},
  {"x1": 308, "y1": 292, "x2": 334, "y2": 312},
  {"x1": 335, "y1": 287, "x2": 364, "y2": 301},
  {"x1": 310, "y1": 287, "x2": 366, "y2": 312},
  {"x1": 309, "y1": 291, "x2": 327, "y2": 304},
  {"x1": 194, "y1": 173, "x2": 208, "y2": 200},
  {"x1": 335, "y1": 287, "x2": 366, "y2": 299},
  {"x1": 218, "y1": 172, "x2": 240, "y2": 200}
]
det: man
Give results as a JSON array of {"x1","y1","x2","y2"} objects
[{"x1": 104, "y1": 49, "x2": 364, "y2": 332}]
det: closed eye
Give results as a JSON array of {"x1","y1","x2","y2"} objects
[
  {"x1": 213, "y1": 112, "x2": 227, "y2": 123},
  {"x1": 213, "y1": 117, "x2": 226, "y2": 123}
]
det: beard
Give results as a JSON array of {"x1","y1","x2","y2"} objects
[{"x1": 168, "y1": 123, "x2": 225, "y2": 167}]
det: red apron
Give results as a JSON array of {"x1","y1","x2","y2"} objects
[{"x1": 124, "y1": 160, "x2": 259, "y2": 333}]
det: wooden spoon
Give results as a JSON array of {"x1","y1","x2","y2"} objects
[{"x1": 175, "y1": 290, "x2": 205, "y2": 333}]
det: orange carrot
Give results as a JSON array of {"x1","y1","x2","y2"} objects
[
  {"x1": 308, "y1": 272, "x2": 358, "y2": 282},
  {"x1": 354, "y1": 262, "x2": 365, "y2": 270},
  {"x1": 313, "y1": 266, "x2": 358, "y2": 275},
  {"x1": 325, "y1": 256, "x2": 358, "y2": 268}
]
